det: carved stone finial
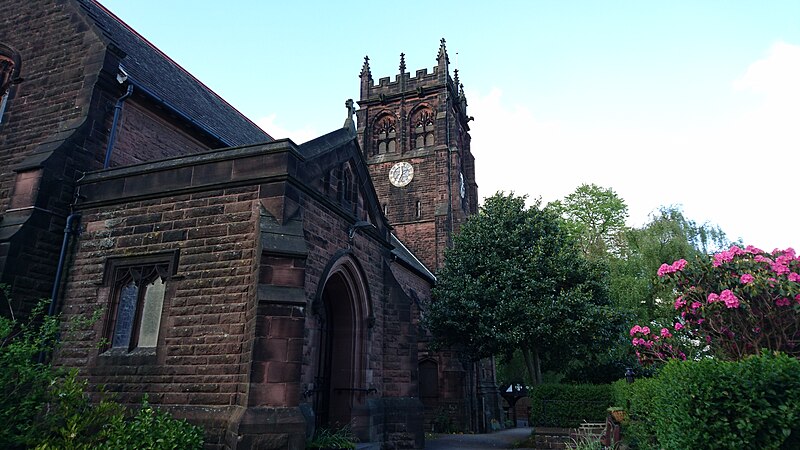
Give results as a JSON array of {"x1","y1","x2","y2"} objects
[
  {"x1": 344, "y1": 99, "x2": 356, "y2": 133},
  {"x1": 437, "y1": 38, "x2": 449, "y2": 66},
  {"x1": 360, "y1": 55, "x2": 371, "y2": 78},
  {"x1": 399, "y1": 53, "x2": 406, "y2": 73},
  {"x1": 453, "y1": 69, "x2": 460, "y2": 91}
]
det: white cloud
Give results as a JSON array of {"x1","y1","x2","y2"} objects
[
  {"x1": 733, "y1": 41, "x2": 800, "y2": 99},
  {"x1": 256, "y1": 114, "x2": 319, "y2": 144},
  {"x1": 468, "y1": 41, "x2": 800, "y2": 252}
]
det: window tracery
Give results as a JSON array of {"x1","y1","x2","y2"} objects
[
  {"x1": 412, "y1": 109, "x2": 435, "y2": 149},
  {"x1": 373, "y1": 116, "x2": 397, "y2": 155}
]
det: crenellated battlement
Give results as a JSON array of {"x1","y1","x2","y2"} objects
[
  {"x1": 372, "y1": 66, "x2": 444, "y2": 89},
  {"x1": 359, "y1": 38, "x2": 465, "y2": 109}
]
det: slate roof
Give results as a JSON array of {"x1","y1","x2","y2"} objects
[
  {"x1": 390, "y1": 234, "x2": 436, "y2": 283},
  {"x1": 78, "y1": 0, "x2": 272, "y2": 147}
]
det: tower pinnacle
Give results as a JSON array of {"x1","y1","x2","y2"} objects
[{"x1": 360, "y1": 55, "x2": 371, "y2": 79}]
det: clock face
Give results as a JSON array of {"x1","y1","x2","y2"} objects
[{"x1": 389, "y1": 162, "x2": 414, "y2": 187}]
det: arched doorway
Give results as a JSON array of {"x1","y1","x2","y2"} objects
[{"x1": 314, "y1": 256, "x2": 371, "y2": 432}]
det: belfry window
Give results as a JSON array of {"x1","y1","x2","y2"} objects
[
  {"x1": 412, "y1": 110, "x2": 435, "y2": 149},
  {"x1": 373, "y1": 116, "x2": 397, "y2": 155},
  {"x1": 103, "y1": 252, "x2": 178, "y2": 352}
]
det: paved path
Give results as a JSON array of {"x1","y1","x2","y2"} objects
[{"x1": 423, "y1": 427, "x2": 535, "y2": 449}]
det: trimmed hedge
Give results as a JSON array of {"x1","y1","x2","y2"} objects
[
  {"x1": 616, "y1": 353, "x2": 800, "y2": 450},
  {"x1": 529, "y1": 383, "x2": 613, "y2": 427}
]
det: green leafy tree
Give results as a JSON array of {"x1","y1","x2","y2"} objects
[
  {"x1": 549, "y1": 184, "x2": 628, "y2": 259},
  {"x1": 425, "y1": 193, "x2": 624, "y2": 384}
]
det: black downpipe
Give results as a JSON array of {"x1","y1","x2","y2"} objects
[
  {"x1": 104, "y1": 84, "x2": 134, "y2": 169},
  {"x1": 48, "y1": 212, "x2": 81, "y2": 317}
]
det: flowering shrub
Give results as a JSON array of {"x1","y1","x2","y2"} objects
[{"x1": 631, "y1": 245, "x2": 800, "y2": 364}]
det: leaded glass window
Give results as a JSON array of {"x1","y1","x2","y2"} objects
[{"x1": 103, "y1": 252, "x2": 178, "y2": 352}]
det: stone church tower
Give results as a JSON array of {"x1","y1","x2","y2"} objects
[
  {"x1": 357, "y1": 39, "x2": 501, "y2": 433},
  {"x1": 356, "y1": 39, "x2": 478, "y2": 271}
]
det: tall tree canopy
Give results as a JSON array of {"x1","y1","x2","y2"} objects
[
  {"x1": 425, "y1": 193, "x2": 624, "y2": 384},
  {"x1": 549, "y1": 184, "x2": 628, "y2": 259}
]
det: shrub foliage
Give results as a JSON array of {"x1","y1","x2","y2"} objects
[
  {"x1": 528, "y1": 383, "x2": 613, "y2": 427},
  {"x1": 617, "y1": 353, "x2": 800, "y2": 450},
  {"x1": 0, "y1": 296, "x2": 203, "y2": 449}
]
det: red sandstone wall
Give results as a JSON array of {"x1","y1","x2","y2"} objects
[
  {"x1": 300, "y1": 197, "x2": 386, "y2": 393},
  {"x1": 0, "y1": 0, "x2": 106, "y2": 212},
  {"x1": 59, "y1": 186, "x2": 260, "y2": 446},
  {"x1": 110, "y1": 99, "x2": 212, "y2": 167}
]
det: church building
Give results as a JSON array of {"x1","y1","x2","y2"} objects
[{"x1": 0, "y1": 1, "x2": 500, "y2": 448}]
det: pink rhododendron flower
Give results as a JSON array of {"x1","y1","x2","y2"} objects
[
  {"x1": 630, "y1": 325, "x2": 642, "y2": 336},
  {"x1": 713, "y1": 246, "x2": 742, "y2": 267},
  {"x1": 707, "y1": 293, "x2": 720, "y2": 303},
  {"x1": 697, "y1": 318, "x2": 705, "y2": 325},
  {"x1": 674, "y1": 297, "x2": 686, "y2": 309},
  {"x1": 745, "y1": 245, "x2": 763, "y2": 254},
  {"x1": 788, "y1": 272, "x2": 800, "y2": 282},
  {"x1": 739, "y1": 273, "x2": 754, "y2": 284},
  {"x1": 660, "y1": 328, "x2": 672, "y2": 338},
  {"x1": 691, "y1": 301, "x2": 702, "y2": 310},
  {"x1": 776, "y1": 298, "x2": 791, "y2": 307},
  {"x1": 674, "y1": 322, "x2": 684, "y2": 331},
  {"x1": 720, "y1": 289, "x2": 739, "y2": 308},
  {"x1": 658, "y1": 259, "x2": 689, "y2": 276},
  {"x1": 774, "y1": 247, "x2": 796, "y2": 258},
  {"x1": 771, "y1": 262, "x2": 789, "y2": 275},
  {"x1": 755, "y1": 255, "x2": 772, "y2": 264},
  {"x1": 641, "y1": 326, "x2": 650, "y2": 335}
]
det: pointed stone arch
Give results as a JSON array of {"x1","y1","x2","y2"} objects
[{"x1": 311, "y1": 251, "x2": 374, "y2": 436}]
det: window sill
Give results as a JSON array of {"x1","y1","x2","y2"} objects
[{"x1": 98, "y1": 346, "x2": 158, "y2": 365}]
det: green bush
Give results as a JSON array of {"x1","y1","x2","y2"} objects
[
  {"x1": 528, "y1": 383, "x2": 613, "y2": 427},
  {"x1": 0, "y1": 295, "x2": 204, "y2": 449},
  {"x1": 612, "y1": 377, "x2": 661, "y2": 450},
  {"x1": 652, "y1": 353, "x2": 800, "y2": 450},
  {"x1": 616, "y1": 353, "x2": 800, "y2": 450},
  {"x1": 97, "y1": 396, "x2": 204, "y2": 449}
]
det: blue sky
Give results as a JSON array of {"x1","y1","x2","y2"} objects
[{"x1": 98, "y1": 0, "x2": 800, "y2": 251}]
